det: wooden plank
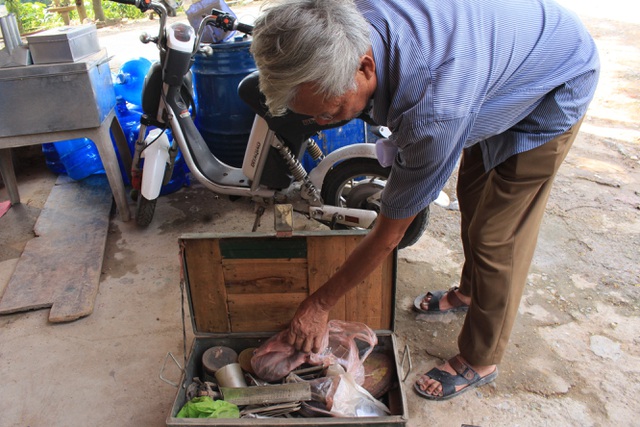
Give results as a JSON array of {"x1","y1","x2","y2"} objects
[
  {"x1": 0, "y1": 175, "x2": 111, "y2": 322},
  {"x1": 222, "y1": 258, "x2": 308, "y2": 294},
  {"x1": 307, "y1": 235, "x2": 347, "y2": 321},
  {"x1": 181, "y1": 238, "x2": 230, "y2": 333},
  {"x1": 308, "y1": 234, "x2": 393, "y2": 330},
  {"x1": 343, "y1": 234, "x2": 386, "y2": 329},
  {"x1": 228, "y1": 292, "x2": 307, "y2": 332}
]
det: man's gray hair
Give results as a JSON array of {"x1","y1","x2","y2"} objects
[{"x1": 250, "y1": 0, "x2": 371, "y2": 116}]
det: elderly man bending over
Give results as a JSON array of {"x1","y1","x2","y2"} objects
[{"x1": 248, "y1": 0, "x2": 599, "y2": 401}]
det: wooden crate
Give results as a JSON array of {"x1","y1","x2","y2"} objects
[{"x1": 168, "y1": 230, "x2": 407, "y2": 426}]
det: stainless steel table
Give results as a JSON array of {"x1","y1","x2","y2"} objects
[{"x1": 0, "y1": 49, "x2": 131, "y2": 221}]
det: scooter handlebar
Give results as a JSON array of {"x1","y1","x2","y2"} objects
[
  {"x1": 209, "y1": 8, "x2": 254, "y2": 35},
  {"x1": 235, "y1": 22, "x2": 254, "y2": 35}
]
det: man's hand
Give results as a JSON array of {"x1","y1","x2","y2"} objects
[
  {"x1": 284, "y1": 214, "x2": 415, "y2": 354},
  {"x1": 286, "y1": 297, "x2": 330, "y2": 353}
]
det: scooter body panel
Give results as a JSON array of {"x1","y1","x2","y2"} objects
[
  {"x1": 242, "y1": 115, "x2": 272, "y2": 184},
  {"x1": 167, "y1": 110, "x2": 274, "y2": 198},
  {"x1": 309, "y1": 205, "x2": 377, "y2": 228}
]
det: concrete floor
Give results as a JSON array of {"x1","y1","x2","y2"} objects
[
  {"x1": 0, "y1": 157, "x2": 294, "y2": 426},
  {"x1": 1, "y1": 1, "x2": 639, "y2": 426}
]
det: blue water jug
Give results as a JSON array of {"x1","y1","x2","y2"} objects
[
  {"x1": 54, "y1": 138, "x2": 105, "y2": 181},
  {"x1": 112, "y1": 97, "x2": 145, "y2": 185},
  {"x1": 115, "y1": 97, "x2": 143, "y2": 136},
  {"x1": 113, "y1": 57, "x2": 152, "y2": 107},
  {"x1": 42, "y1": 143, "x2": 66, "y2": 175}
]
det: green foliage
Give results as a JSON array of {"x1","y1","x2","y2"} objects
[
  {"x1": 19, "y1": 1, "x2": 63, "y2": 32},
  {"x1": 10, "y1": 0, "x2": 148, "y2": 34},
  {"x1": 7, "y1": 1, "x2": 64, "y2": 33},
  {"x1": 5, "y1": 0, "x2": 23, "y2": 32},
  {"x1": 5, "y1": 0, "x2": 20, "y2": 12},
  {"x1": 101, "y1": 1, "x2": 144, "y2": 20}
]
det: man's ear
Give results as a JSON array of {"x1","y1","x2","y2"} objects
[{"x1": 360, "y1": 50, "x2": 376, "y2": 80}]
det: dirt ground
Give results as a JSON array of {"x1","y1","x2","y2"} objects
[{"x1": 1, "y1": 0, "x2": 639, "y2": 426}]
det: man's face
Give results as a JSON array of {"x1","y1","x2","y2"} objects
[
  {"x1": 290, "y1": 85, "x2": 367, "y2": 125},
  {"x1": 288, "y1": 52, "x2": 377, "y2": 125}
]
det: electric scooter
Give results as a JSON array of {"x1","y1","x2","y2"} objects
[{"x1": 110, "y1": 0, "x2": 429, "y2": 248}]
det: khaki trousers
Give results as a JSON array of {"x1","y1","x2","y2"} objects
[{"x1": 456, "y1": 117, "x2": 584, "y2": 366}]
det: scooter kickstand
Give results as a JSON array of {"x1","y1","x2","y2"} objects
[
  {"x1": 329, "y1": 212, "x2": 340, "y2": 229},
  {"x1": 252, "y1": 205, "x2": 266, "y2": 232}
]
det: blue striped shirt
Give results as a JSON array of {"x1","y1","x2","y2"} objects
[{"x1": 356, "y1": 0, "x2": 600, "y2": 219}]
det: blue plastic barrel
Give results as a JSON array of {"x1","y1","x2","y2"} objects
[
  {"x1": 302, "y1": 120, "x2": 367, "y2": 172},
  {"x1": 54, "y1": 138, "x2": 105, "y2": 181},
  {"x1": 191, "y1": 38, "x2": 257, "y2": 168}
]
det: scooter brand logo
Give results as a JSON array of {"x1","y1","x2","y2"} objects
[{"x1": 250, "y1": 140, "x2": 262, "y2": 168}]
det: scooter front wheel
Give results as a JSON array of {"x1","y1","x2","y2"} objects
[
  {"x1": 135, "y1": 194, "x2": 157, "y2": 227},
  {"x1": 320, "y1": 158, "x2": 429, "y2": 249}
]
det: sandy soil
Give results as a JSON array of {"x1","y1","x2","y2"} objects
[{"x1": 0, "y1": 1, "x2": 638, "y2": 426}]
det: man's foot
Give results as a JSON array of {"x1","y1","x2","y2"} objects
[
  {"x1": 414, "y1": 355, "x2": 498, "y2": 401},
  {"x1": 413, "y1": 287, "x2": 470, "y2": 314}
]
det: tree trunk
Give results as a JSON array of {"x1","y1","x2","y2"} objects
[
  {"x1": 92, "y1": 0, "x2": 106, "y2": 22},
  {"x1": 75, "y1": 0, "x2": 88, "y2": 23}
]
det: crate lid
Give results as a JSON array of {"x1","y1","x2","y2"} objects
[
  {"x1": 0, "y1": 49, "x2": 107, "y2": 80},
  {"x1": 27, "y1": 24, "x2": 97, "y2": 43},
  {"x1": 179, "y1": 230, "x2": 397, "y2": 337}
]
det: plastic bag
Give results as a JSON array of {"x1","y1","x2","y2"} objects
[
  {"x1": 287, "y1": 364, "x2": 390, "y2": 418},
  {"x1": 309, "y1": 319, "x2": 378, "y2": 384},
  {"x1": 329, "y1": 369, "x2": 391, "y2": 417},
  {"x1": 184, "y1": 0, "x2": 236, "y2": 44},
  {"x1": 251, "y1": 320, "x2": 377, "y2": 383},
  {"x1": 250, "y1": 327, "x2": 328, "y2": 383},
  {"x1": 176, "y1": 396, "x2": 239, "y2": 419}
]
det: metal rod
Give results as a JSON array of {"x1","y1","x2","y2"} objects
[
  {"x1": 7, "y1": 14, "x2": 22, "y2": 47},
  {"x1": 0, "y1": 16, "x2": 15, "y2": 52}
]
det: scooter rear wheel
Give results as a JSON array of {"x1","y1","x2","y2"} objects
[
  {"x1": 136, "y1": 195, "x2": 157, "y2": 227},
  {"x1": 321, "y1": 158, "x2": 429, "y2": 249}
]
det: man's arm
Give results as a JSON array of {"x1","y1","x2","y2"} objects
[{"x1": 286, "y1": 213, "x2": 417, "y2": 352}]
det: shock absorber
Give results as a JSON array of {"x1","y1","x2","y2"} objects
[
  {"x1": 273, "y1": 139, "x2": 322, "y2": 205},
  {"x1": 305, "y1": 138, "x2": 325, "y2": 164}
]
